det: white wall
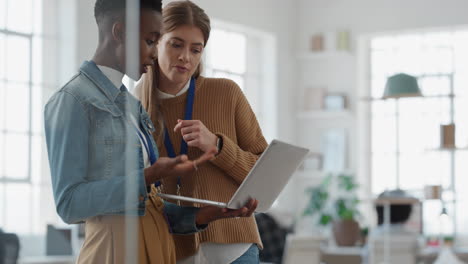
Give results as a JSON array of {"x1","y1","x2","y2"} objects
[{"x1": 297, "y1": 0, "x2": 468, "y2": 39}]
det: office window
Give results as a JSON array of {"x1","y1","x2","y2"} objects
[
  {"x1": 204, "y1": 21, "x2": 277, "y2": 142},
  {"x1": 205, "y1": 29, "x2": 247, "y2": 90},
  {"x1": 370, "y1": 30, "x2": 468, "y2": 238},
  {"x1": 0, "y1": 0, "x2": 48, "y2": 234}
]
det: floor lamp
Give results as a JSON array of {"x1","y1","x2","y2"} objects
[
  {"x1": 381, "y1": 73, "x2": 422, "y2": 264},
  {"x1": 382, "y1": 73, "x2": 422, "y2": 188}
]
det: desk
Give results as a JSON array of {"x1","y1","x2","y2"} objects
[
  {"x1": 283, "y1": 234, "x2": 363, "y2": 264},
  {"x1": 418, "y1": 247, "x2": 468, "y2": 264},
  {"x1": 321, "y1": 245, "x2": 363, "y2": 264},
  {"x1": 282, "y1": 234, "x2": 323, "y2": 264},
  {"x1": 18, "y1": 256, "x2": 75, "y2": 264}
]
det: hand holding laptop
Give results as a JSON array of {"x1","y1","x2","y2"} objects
[
  {"x1": 195, "y1": 198, "x2": 259, "y2": 225},
  {"x1": 158, "y1": 140, "x2": 309, "y2": 213}
]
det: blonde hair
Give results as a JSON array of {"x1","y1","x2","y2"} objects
[{"x1": 140, "y1": 0, "x2": 211, "y2": 134}]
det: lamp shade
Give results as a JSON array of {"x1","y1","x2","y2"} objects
[{"x1": 383, "y1": 73, "x2": 422, "y2": 99}]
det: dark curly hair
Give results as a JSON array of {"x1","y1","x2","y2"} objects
[{"x1": 94, "y1": 0, "x2": 162, "y2": 23}]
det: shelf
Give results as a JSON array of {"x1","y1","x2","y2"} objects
[
  {"x1": 297, "y1": 110, "x2": 352, "y2": 120},
  {"x1": 374, "y1": 197, "x2": 421, "y2": 205},
  {"x1": 427, "y1": 147, "x2": 468, "y2": 151},
  {"x1": 296, "y1": 51, "x2": 353, "y2": 60}
]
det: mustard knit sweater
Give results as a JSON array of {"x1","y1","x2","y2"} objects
[{"x1": 155, "y1": 76, "x2": 268, "y2": 260}]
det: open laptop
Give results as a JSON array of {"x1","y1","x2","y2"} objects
[{"x1": 157, "y1": 139, "x2": 309, "y2": 213}]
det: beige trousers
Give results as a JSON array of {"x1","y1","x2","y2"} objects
[{"x1": 77, "y1": 191, "x2": 176, "y2": 264}]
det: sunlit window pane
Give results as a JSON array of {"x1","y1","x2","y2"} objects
[
  {"x1": 371, "y1": 153, "x2": 397, "y2": 194},
  {"x1": 31, "y1": 135, "x2": 41, "y2": 182},
  {"x1": 6, "y1": 0, "x2": 33, "y2": 34},
  {"x1": 371, "y1": 50, "x2": 394, "y2": 78},
  {"x1": 371, "y1": 36, "x2": 395, "y2": 51},
  {"x1": 454, "y1": 31, "x2": 468, "y2": 76},
  {"x1": 455, "y1": 98, "x2": 468, "y2": 147},
  {"x1": 371, "y1": 76, "x2": 387, "y2": 99},
  {"x1": 423, "y1": 31, "x2": 453, "y2": 49},
  {"x1": 226, "y1": 32, "x2": 246, "y2": 74},
  {"x1": 208, "y1": 29, "x2": 227, "y2": 71},
  {"x1": 31, "y1": 85, "x2": 42, "y2": 134},
  {"x1": 6, "y1": 35, "x2": 31, "y2": 82},
  {"x1": 0, "y1": 0, "x2": 5, "y2": 29},
  {"x1": 371, "y1": 99, "x2": 396, "y2": 117},
  {"x1": 32, "y1": 36, "x2": 43, "y2": 85},
  {"x1": 0, "y1": 33, "x2": 4, "y2": 80},
  {"x1": 370, "y1": 30, "x2": 468, "y2": 239},
  {"x1": 394, "y1": 49, "x2": 423, "y2": 76},
  {"x1": 0, "y1": 82, "x2": 4, "y2": 132},
  {"x1": 399, "y1": 98, "x2": 450, "y2": 151},
  {"x1": 395, "y1": 34, "x2": 423, "y2": 49},
  {"x1": 0, "y1": 185, "x2": 4, "y2": 226},
  {"x1": 32, "y1": 0, "x2": 43, "y2": 35},
  {"x1": 398, "y1": 115, "x2": 434, "y2": 152},
  {"x1": 371, "y1": 115, "x2": 396, "y2": 153},
  {"x1": 423, "y1": 200, "x2": 443, "y2": 235},
  {"x1": 4, "y1": 133, "x2": 29, "y2": 179},
  {"x1": 208, "y1": 29, "x2": 246, "y2": 74},
  {"x1": 421, "y1": 48, "x2": 453, "y2": 74},
  {"x1": 419, "y1": 76, "x2": 451, "y2": 96},
  {"x1": 456, "y1": 152, "x2": 468, "y2": 236},
  {"x1": 1, "y1": 0, "x2": 48, "y2": 237},
  {"x1": 5, "y1": 183, "x2": 31, "y2": 234},
  {"x1": 5, "y1": 83, "x2": 30, "y2": 132},
  {"x1": 399, "y1": 152, "x2": 449, "y2": 190},
  {"x1": 454, "y1": 72, "x2": 468, "y2": 96},
  {"x1": 0, "y1": 132, "x2": 4, "y2": 177}
]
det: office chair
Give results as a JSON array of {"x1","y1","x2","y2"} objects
[{"x1": 0, "y1": 229, "x2": 20, "y2": 264}]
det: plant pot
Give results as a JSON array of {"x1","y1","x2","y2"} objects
[{"x1": 332, "y1": 219, "x2": 360, "y2": 247}]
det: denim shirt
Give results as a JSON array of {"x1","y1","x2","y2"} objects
[{"x1": 44, "y1": 61, "x2": 204, "y2": 234}]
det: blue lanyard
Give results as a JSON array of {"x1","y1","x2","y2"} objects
[
  {"x1": 120, "y1": 84, "x2": 160, "y2": 188},
  {"x1": 164, "y1": 77, "x2": 196, "y2": 187},
  {"x1": 137, "y1": 129, "x2": 157, "y2": 165},
  {"x1": 131, "y1": 116, "x2": 160, "y2": 187}
]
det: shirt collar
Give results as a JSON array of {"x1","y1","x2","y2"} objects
[
  {"x1": 157, "y1": 79, "x2": 191, "y2": 99},
  {"x1": 96, "y1": 65, "x2": 124, "y2": 90},
  {"x1": 79, "y1": 61, "x2": 122, "y2": 102}
]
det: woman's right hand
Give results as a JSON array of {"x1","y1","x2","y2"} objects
[{"x1": 144, "y1": 147, "x2": 217, "y2": 185}]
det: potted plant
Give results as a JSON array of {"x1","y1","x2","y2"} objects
[{"x1": 302, "y1": 173, "x2": 361, "y2": 246}]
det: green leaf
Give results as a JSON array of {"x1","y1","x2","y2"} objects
[{"x1": 319, "y1": 214, "x2": 332, "y2": 226}]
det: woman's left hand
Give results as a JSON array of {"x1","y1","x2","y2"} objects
[
  {"x1": 195, "y1": 199, "x2": 259, "y2": 226},
  {"x1": 174, "y1": 119, "x2": 218, "y2": 153}
]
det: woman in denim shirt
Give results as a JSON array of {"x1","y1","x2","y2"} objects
[{"x1": 44, "y1": 0, "x2": 257, "y2": 263}]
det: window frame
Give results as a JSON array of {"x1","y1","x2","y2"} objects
[
  {"x1": 0, "y1": 28, "x2": 34, "y2": 183},
  {"x1": 362, "y1": 29, "x2": 468, "y2": 238}
]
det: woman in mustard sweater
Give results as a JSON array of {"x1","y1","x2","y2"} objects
[{"x1": 135, "y1": 1, "x2": 268, "y2": 263}]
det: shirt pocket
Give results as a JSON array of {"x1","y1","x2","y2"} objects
[{"x1": 88, "y1": 101, "x2": 126, "y2": 178}]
